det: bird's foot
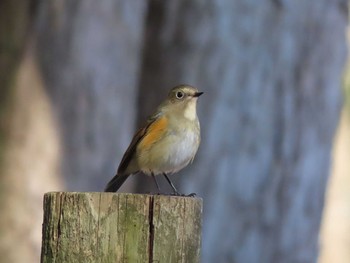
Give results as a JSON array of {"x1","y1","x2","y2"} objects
[
  {"x1": 148, "y1": 192, "x2": 197, "y2": 197},
  {"x1": 171, "y1": 192, "x2": 197, "y2": 197}
]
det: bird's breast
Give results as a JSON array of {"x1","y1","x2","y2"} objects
[{"x1": 137, "y1": 123, "x2": 200, "y2": 175}]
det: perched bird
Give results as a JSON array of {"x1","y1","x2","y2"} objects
[{"x1": 105, "y1": 84, "x2": 203, "y2": 194}]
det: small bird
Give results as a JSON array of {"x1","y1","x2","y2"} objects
[{"x1": 105, "y1": 84, "x2": 203, "y2": 194}]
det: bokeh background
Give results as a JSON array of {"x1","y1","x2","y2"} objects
[{"x1": 0, "y1": 1, "x2": 349, "y2": 262}]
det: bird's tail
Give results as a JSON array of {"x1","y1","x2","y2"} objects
[{"x1": 104, "y1": 173, "x2": 130, "y2": 192}]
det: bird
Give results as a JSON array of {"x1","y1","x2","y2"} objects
[{"x1": 104, "y1": 84, "x2": 203, "y2": 195}]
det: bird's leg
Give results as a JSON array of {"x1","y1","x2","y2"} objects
[
  {"x1": 151, "y1": 173, "x2": 161, "y2": 193},
  {"x1": 163, "y1": 173, "x2": 181, "y2": 195}
]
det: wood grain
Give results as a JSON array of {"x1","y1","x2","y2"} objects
[{"x1": 41, "y1": 192, "x2": 202, "y2": 263}]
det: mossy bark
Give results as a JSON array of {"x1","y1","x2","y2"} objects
[{"x1": 41, "y1": 192, "x2": 202, "y2": 263}]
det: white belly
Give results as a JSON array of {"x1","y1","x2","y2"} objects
[{"x1": 137, "y1": 129, "x2": 199, "y2": 175}]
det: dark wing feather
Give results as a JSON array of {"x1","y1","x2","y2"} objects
[
  {"x1": 104, "y1": 113, "x2": 160, "y2": 192},
  {"x1": 117, "y1": 112, "x2": 160, "y2": 174},
  {"x1": 104, "y1": 173, "x2": 130, "y2": 192},
  {"x1": 117, "y1": 126, "x2": 147, "y2": 174}
]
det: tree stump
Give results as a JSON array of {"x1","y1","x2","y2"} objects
[{"x1": 41, "y1": 192, "x2": 202, "y2": 263}]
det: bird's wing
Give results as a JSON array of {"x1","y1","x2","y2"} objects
[{"x1": 117, "y1": 112, "x2": 165, "y2": 174}]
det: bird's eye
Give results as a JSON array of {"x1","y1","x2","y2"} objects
[{"x1": 176, "y1": 91, "x2": 184, "y2": 99}]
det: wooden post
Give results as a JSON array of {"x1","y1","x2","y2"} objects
[{"x1": 41, "y1": 192, "x2": 202, "y2": 263}]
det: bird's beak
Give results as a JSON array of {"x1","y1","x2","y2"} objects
[{"x1": 193, "y1": 92, "x2": 204, "y2": 97}]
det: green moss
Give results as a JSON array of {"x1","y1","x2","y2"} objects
[{"x1": 124, "y1": 202, "x2": 149, "y2": 262}]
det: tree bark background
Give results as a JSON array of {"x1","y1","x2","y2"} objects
[
  {"x1": 0, "y1": 0, "x2": 348, "y2": 262},
  {"x1": 36, "y1": 0, "x2": 148, "y2": 191},
  {"x1": 1, "y1": 0, "x2": 147, "y2": 262},
  {"x1": 136, "y1": 1, "x2": 347, "y2": 262},
  {"x1": 0, "y1": 1, "x2": 61, "y2": 262}
]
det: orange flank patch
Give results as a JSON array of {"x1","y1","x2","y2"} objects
[{"x1": 139, "y1": 116, "x2": 168, "y2": 149}]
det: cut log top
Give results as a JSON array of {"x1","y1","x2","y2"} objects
[{"x1": 41, "y1": 192, "x2": 202, "y2": 263}]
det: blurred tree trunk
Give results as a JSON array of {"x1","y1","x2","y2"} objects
[
  {"x1": 0, "y1": 0, "x2": 33, "y2": 261},
  {"x1": 1, "y1": 1, "x2": 148, "y2": 262},
  {"x1": 0, "y1": 1, "x2": 62, "y2": 263},
  {"x1": 0, "y1": 0, "x2": 30, "y2": 154},
  {"x1": 137, "y1": 1, "x2": 347, "y2": 262},
  {"x1": 36, "y1": 0, "x2": 147, "y2": 191}
]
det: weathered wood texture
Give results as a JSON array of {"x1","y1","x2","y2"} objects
[{"x1": 41, "y1": 192, "x2": 202, "y2": 263}]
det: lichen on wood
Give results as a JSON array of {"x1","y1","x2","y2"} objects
[{"x1": 41, "y1": 192, "x2": 202, "y2": 263}]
